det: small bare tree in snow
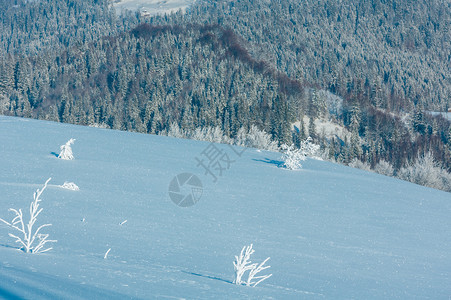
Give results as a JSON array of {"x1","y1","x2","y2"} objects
[
  {"x1": 0, "y1": 178, "x2": 56, "y2": 253},
  {"x1": 58, "y1": 138, "x2": 75, "y2": 160},
  {"x1": 233, "y1": 244, "x2": 272, "y2": 287}
]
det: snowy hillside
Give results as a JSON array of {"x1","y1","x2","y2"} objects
[
  {"x1": 111, "y1": 0, "x2": 195, "y2": 16},
  {"x1": 0, "y1": 116, "x2": 450, "y2": 299}
]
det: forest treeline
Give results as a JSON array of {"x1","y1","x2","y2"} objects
[
  {"x1": 0, "y1": 0, "x2": 450, "y2": 188},
  {"x1": 183, "y1": 0, "x2": 450, "y2": 112}
]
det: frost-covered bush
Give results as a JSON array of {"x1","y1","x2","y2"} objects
[
  {"x1": 281, "y1": 144, "x2": 305, "y2": 170},
  {"x1": 60, "y1": 182, "x2": 80, "y2": 191},
  {"x1": 88, "y1": 122, "x2": 108, "y2": 129},
  {"x1": 233, "y1": 244, "x2": 272, "y2": 287},
  {"x1": 164, "y1": 123, "x2": 231, "y2": 144},
  {"x1": 440, "y1": 171, "x2": 451, "y2": 192},
  {"x1": 58, "y1": 138, "x2": 76, "y2": 160},
  {"x1": 281, "y1": 137, "x2": 320, "y2": 170},
  {"x1": 397, "y1": 152, "x2": 451, "y2": 191},
  {"x1": 191, "y1": 126, "x2": 231, "y2": 144},
  {"x1": 166, "y1": 122, "x2": 188, "y2": 139},
  {"x1": 373, "y1": 160, "x2": 394, "y2": 177},
  {"x1": 235, "y1": 125, "x2": 279, "y2": 151},
  {"x1": 300, "y1": 137, "x2": 321, "y2": 159},
  {"x1": 0, "y1": 94, "x2": 9, "y2": 114},
  {"x1": 348, "y1": 159, "x2": 371, "y2": 171},
  {"x1": 0, "y1": 178, "x2": 57, "y2": 253},
  {"x1": 164, "y1": 124, "x2": 279, "y2": 151}
]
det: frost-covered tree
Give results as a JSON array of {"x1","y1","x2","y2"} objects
[
  {"x1": 397, "y1": 152, "x2": 451, "y2": 191},
  {"x1": 281, "y1": 137, "x2": 320, "y2": 170},
  {"x1": 281, "y1": 144, "x2": 305, "y2": 170},
  {"x1": 300, "y1": 136, "x2": 321, "y2": 159},
  {"x1": 164, "y1": 123, "x2": 281, "y2": 151},
  {"x1": 233, "y1": 244, "x2": 272, "y2": 287},
  {"x1": 374, "y1": 160, "x2": 394, "y2": 177},
  {"x1": 58, "y1": 138, "x2": 76, "y2": 160},
  {"x1": 308, "y1": 117, "x2": 316, "y2": 140},
  {"x1": 191, "y1": 127, "x2": 231, "y2": 144},
  {"x1": 166, "y1": 122, "x2": 188, "y2": 139},
  {"x1": 348, "y1": 159, "x2": 371, "y2": 172},
  {"x1": 0, "y1": 178, "x2": 57, "y2": 254},
  {"x1": 235, "y1": 125, "x2": 278, "y2": 151}
]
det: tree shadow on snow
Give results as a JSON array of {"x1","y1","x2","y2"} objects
[
  {"x1": 0, "y1": 243, "x2": 19, "y2": 250},
  {"x1": 182, "y1": 271, "x2": 233, "y2": 284},
  {"x1": 252, "y1": 158, "x2": 284, "y2": 167}
]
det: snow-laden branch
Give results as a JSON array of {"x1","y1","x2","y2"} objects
[
  {"x1": 246, "y1": 257, "x2": 272, "y2": 287},
  {"x1": 233, "y1": 244, "x2": 257, "y2": 285},
  {"x1": 0, "y1": 178, "x2": 57, "y2": 253},
  {"x1": 104, "y1": 248, "x2": 111, "y2": 259},
  {"x1": 58, "y1": 138, "x2": 76, "y2": 160},
  {"x1": 233, "y1": 244, "x2": 272, "y2": 287}
]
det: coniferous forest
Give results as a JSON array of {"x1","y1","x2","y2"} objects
[{"x1": 0, "y1": 0, "x2": 450, "y2": 190}]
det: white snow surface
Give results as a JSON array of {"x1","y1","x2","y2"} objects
[
  {"x1": 0, "y1": 116, "x2": 450, "y2": 299},
  {"x1": 429, "y1": 111, "x2": 451, "y2": 121},
  {"x1": 111, "y1": 0, "x2": 194, "y2": 16}
]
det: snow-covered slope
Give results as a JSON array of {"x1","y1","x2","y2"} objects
[
  {"x1": 0, "y1": 116, "x2": 450, "y2": 299},
  {"x1": 112, "y1": 0, "x2": 194, "y2": 16}
]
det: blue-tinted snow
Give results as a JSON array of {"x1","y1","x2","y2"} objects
[{"x1": 0, "y1": 116, "x2": 450, "y2": 299}]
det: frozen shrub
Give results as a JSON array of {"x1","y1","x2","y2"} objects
[
  {"x1": 191, "y1": 126, "x2": 231, "y2": 144},
  {"x1": 439, "y1": 171, "x2": 451, "y2": 192},
  {"x1": 164, "y1": 123, "x2": 231, "y2": 144},
  {"x1": 166, "y1": 122, "x2": 188, "y2": 139},
  {"x1": 233, "y1": 244, "x2": 272, "y2": 287},
  {"x1": 58, "y1": 138, "x2": 76, "y2": 160},
  {"x1": 88, "y1": 122, "x2": 108, "y2": 129},
  {"x1": 0, "y1": 178, "x2": 57, "y2": 253},
  {"x1": 397, "y1": 152, "x2": 449, "y2": 191},
  {"x1": 349, "y1": 159, "x2": 371, "y2": 172},
  {"x1": 373, "y1": 160, "x2": 394, "y2": 177},
  {"x1": 300, "y1": 137, "x2": 321, "y2": 159},
  {"x1": 281, "y1": 144, "x2": 305, "y2": 170},
  {"x1": 60, "y1": 182, "x2": 80, "y2": 191},
  {"x1": 281, "y1": 137, "x2": 320, "y2": 170},
  {"x1": 235, "y1": 126, "x2": 279, "y2": 151}
]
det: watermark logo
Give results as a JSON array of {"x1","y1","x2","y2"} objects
[
  {"x1": 195, "y1": 144, "x2": 246, "y2": 183},
  {"x1": 168, "y1": 173, "x2": 203, "y2": 207},
  {"x1": 168, "y1": 142, "x2": 246, "y2": 207}
]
